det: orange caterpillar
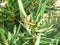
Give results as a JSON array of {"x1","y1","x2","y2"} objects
[{"x1": 24, "y1": 18, "x2": 35, "y2": 26}]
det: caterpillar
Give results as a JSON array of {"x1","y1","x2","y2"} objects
[{"x1": 24, "y1": 18, "x2": 35, "y2": 26}]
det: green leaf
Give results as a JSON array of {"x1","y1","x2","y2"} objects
[
  {"x1": 17, "y1": 24, "x2": 21, "y2": 34},
  {"x1": 8, "y1": 32, "x2": 12, "y2": 41},
  {"x1": 18, "y1": 0, "x2": 27, "y2": 18},
  {"x1": 24, "y1": 0, "x2": 33, "y2": 8},
  {"x1": 0, "y1": 28, "x2": 8, "y2": 45},
  {"x1": 36, "y1": 0, "x2": 48, "y2": 22},
  {"x1": 36, "y1": 0, "x2": 42, "y2": 16},
  {"x1": 35, "y1": 34, "x2": 41, "y2": 45},
  {"x1": 13, "y1": 25, "x2": 16, "y2": 35}
]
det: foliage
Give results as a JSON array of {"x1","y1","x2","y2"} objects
[{"x1": 0, "y1": 0, "x2": 60, "y2": 45}]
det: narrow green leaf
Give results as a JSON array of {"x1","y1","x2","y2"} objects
[
  {"x1": 8, "y1": 32, "x2": 12, "y2": 41},
  {"x1": 24, "y1": 0, "x2": 33, "y2": 8},
  {"x1": 18, "y1": 0, "x2": 27, "y2": 17},
  {"x1": 13, "y1": 25, "x2": 16, "y2": 35},
  {"x1": 35, "y1": 34, "x2": 41, "y2": 45},
  {"x1": 17, "y1": 24, "x2": 21, "y2": 33},
  {"x1": 0, "y1": 28, "x2": 8, "y2": 44},
  {"x1": 36, "y1": 0, "x2": 42, "y2": 16},
  {"x1": 22, "y1": 40, "x2": 29, "y2": 45},
  {"x1": 36, "y1": 0, "x2": 48, "y2": 22}
]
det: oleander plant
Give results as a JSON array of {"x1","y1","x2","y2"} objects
[{"x1": 0, "y1": 0, "x2": 60, "y2": 45}]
